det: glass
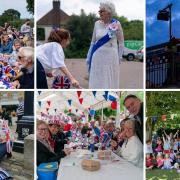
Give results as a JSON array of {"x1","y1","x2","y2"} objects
[
  {"x1": 37, "y1": 128, "x2": 48, "y2": 132},
  {"x1": 18, "y1": 56, "x2": 25, "y2": 60},
  {"x1": 99, "y1": 9, "x2": 105, "y2": 13}
]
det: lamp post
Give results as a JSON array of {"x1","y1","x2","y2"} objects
[{"x1": 157, "y1": 3, "x2": 173, "y2": 41}]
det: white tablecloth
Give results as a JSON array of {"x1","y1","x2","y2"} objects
[{"x1": 57, "y1": 149, "x2": 143, "y2": 180}]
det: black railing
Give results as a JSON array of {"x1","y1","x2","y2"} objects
[{"x1": 146, "y1": 52, "x2": 171, "y2": 88}]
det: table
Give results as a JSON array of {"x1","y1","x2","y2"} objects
[{"x1": 57, "y1": 149, "x2": 143, "y2": 180}]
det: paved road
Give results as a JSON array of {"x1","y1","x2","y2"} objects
[{"x1": 66, "y1": 59, "x2": 143, "y2": 89}]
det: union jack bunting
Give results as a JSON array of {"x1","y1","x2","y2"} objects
[{"x1": 52, "y1": 75, "x2": 70, "y2": 89}]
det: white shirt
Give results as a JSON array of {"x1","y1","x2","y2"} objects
[
  {"x1": 36, "y1": 42, "x2": 66, "y2": 74},
  {"x1": 145, "y1": 143, "x2": 153, "y2": 154},
  {"x1": 20, "y1": 24, "x2": 31, "y2": 34},
  {"x1": 115, "y1": 135, "x2": 143, "y2": 168}
]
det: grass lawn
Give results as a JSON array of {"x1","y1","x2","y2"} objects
[{"x1": 146, "y1": 169, "x2": 180, "y2": 180}]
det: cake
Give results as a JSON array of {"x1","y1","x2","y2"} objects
[{"x1": 81, "y1": 159, "x2": 100, "y2": 171}]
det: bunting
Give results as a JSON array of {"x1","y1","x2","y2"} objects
[
  {"x1": 47, "y1": 101, "x2": 51, "y2": 107},
  {"x1": 68, "y1": 99, "x2": 72, "y2": 106},
  {"x1": 161, "y1": 115, "x2": 167, "y2": 121},
  {"x1": 79, "y1": 98, "x2": 83, "y2": 104},
  {"x1": 77, "y1": 91, "x2": 82, "y2": 98},
  {"x1": 103, "y1": 91, "x2": 109, "y2": 101},
  {"x1": 92, "y1": 91, "x2": 97, "y2": 97},
  {"x1": 38, "y1": 101, "x2": 41, "y2": 107}
]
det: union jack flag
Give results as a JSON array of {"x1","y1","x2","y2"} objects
[{"x1": 52, "y1": 75, "x2": 70, "y2": 89}]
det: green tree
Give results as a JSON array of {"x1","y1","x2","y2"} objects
[
  {"x1": 1, "y1": 9, "x2": 21, "y2": 20},
  {"x1": 64, "y1": 10, "x2": 97, "y2": 58},
  {"x1": 146, "y1": 92, "x2": 180, "y2": 140},
  {"x1": 0, "y1": 9, "x2": 21, "y2": 27},
  {"x1": 64, "y1": 11, "x2": 143, "y2": 58},
  {"x1": 26, "y1": 0, "x2": 34, "y2": 15}
]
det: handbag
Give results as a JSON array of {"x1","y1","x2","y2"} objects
[
  {"x1": 37, "y1": 162, "x2": 58, "y2": 180},
  {"x1": 52, "y1": 75, "x2": 70, "y2": 89}
]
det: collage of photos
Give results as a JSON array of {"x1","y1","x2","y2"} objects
[{"x1": 0, "y1": 0, "x2": 179, "y2": 180}]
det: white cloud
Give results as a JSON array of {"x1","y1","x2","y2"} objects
[
  {"x1": 146, "y1": 0, "x2": 156, "y2": 5},
  {"x1": 146, "y1": 15, "x2": 156, "y2": 25},
  {"x1": 172, "y1": 12, "x2": 180, "y2": 21},
  {"x1": 36, "y1": 0, "x2": 144, "y2": 21}
]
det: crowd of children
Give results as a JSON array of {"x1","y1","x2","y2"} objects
[{"x1": 146, "y1": 130, "x2": 180, "y2": 173}]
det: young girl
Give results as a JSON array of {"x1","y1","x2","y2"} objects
[
  {"x1": 146, "y1": 140, "x2": 153, "y2": 154},
  {"x1": 156, "y1": 153, "x2": 164, "y2": 168},
  {"x1": 162, "y1": 154, "x2": 173, "y2": 170},
  {"x1": 163, "y1": 134, "x2": 171, "y2": 154},
  {"x1": 36, "y1": 28, "x2": 80, "y2": 89},
  {"x1": 146, "y1": 153, "x2": 154, "y2": 169},
  {"x1": 0, "y1": 34, "x2": 13, "y2": 54},
  {"x1": 155, "y1": 137, "x2": 163, "y2": 154}
]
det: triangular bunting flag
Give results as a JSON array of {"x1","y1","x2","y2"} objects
[
  {"x1": 105, "y1": 91, "x2": 109, "y2": 96},
  {"x1": 152, "y1": 116, "x2": 158, "y2": 123},
  {"x1": 38, "y1": 101, "x2": 41, "y2": 107},
  {"x1": 103, "y1": 94, "x2": 108, "y2": 101},
  {"x1": 68, "y1": 99, "x2": 72, "y2": 106},
  {"x1": 92, "y1": 91, "x2": 97, "y2": 97},
  {"x1": 79, "y1": 98, "x2": 83, "y2": 104},
  {"x1": 161, "y1": 115, "x2": 166, "y2": 121},
  {"x1": 171, "y1": 114, "x2": 175, "y2": 120},
  {"x1": 47, "y1": 101, "x2": 51, "y2": 107},
  {"x1": 77, "y1": 91, "x2": 82, "y2": 98},
  {"x1": 38, "y1": 91, "x2": 41, "y2": 95},
  {"x1": 46, "y1": 108, "x2": 49, "y2": 112}
]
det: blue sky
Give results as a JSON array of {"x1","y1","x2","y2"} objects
[
  {"x1": 146, "y1": 0, "x2": 180, "y2": 47},
  {"x1": 0, "y1": 0, "x2": 33, "y2": 19}
]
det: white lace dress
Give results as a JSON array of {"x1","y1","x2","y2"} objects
[{"x1": 89, "y1": 20, "x2": 124, "y2": 89}]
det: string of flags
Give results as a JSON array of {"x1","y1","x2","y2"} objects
[
  {"x1": 147, "y1": 114, "x2": 179, "y2": 123},
  {"x1": 38, "y1": 91, "x2": 119, "y2": 116}
]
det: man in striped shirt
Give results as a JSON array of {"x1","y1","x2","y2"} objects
[{"x1": 16, "y1": 97, "x2": 24, "y2": 133}]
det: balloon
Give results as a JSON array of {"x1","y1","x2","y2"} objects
[
  {"x1": 89, "y1": 109, "x2": 95, "y2": 116},
  {"x1": 111, "y1": 101, "x2": 117, "y2": 110}
]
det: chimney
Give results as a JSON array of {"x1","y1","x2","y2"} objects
[{"x1": 53, "y1": 0, "x2": 60, "y2": 10}]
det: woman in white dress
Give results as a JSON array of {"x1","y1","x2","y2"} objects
[
  {"x1": 87, "y1": 2, "x2": 124, "y2": 89},
  {"x1": 37, "y1": 28, "x2": 80, "y2": 89}
]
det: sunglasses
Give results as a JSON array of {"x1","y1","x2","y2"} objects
[
  {"x1": 18, "y1": 56, "x2": 25, "y2": 60},
  {"x1": 99, "y1": 10, "x2": 105, "y2": 13},
  {"x1": 38, "y1": 128, "x2": 48, "y2": 132}
]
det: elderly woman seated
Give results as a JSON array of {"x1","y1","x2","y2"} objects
[{"x1": 111, "y1": 119, "x2": 143, "y2": 168}]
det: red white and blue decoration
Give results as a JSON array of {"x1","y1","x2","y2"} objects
[{"x1": 52, "y1": 75, "x2": 70, "y2": 89}]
